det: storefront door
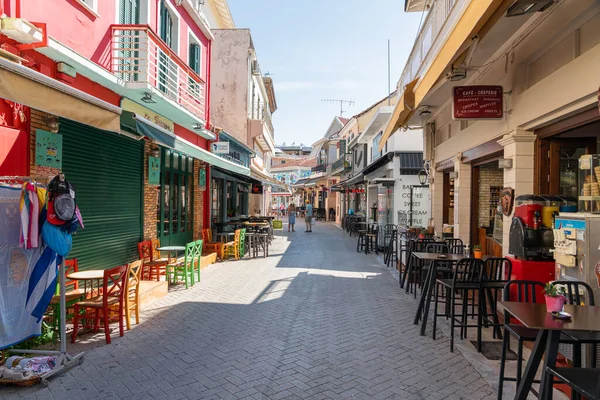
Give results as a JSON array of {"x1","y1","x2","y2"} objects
[
  {"x1": 158, "y1": 149, "x2": 193, "y2": 246},
  {"x1": 549, "y1": 139, "x2": 596, "y2": 197}
]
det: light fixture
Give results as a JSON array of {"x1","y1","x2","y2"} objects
[
  {"x1": 193, "y1": 123, "x2": 204, "y2": 130},
  {"x1": 507, "y1": 0, "x2": 554, "y2": 17},
  {"x1": 150, "y1": 146, "x2": 160, "y2": 158},
  {"x1": 498, "y1": 158, "x2": 513, "y2": 169},
  {"x1": 447, "y1": 67, "x2": 467, "y2": 82},
  {"x1": 418, "y1": 106, "x2": 432, "y2": 117},
  {"x1": 44, "y1": 116, "x2": 60, "y2": 133},
  {"x1": 141, "y1": 92, "x2": 156, "y2": 104},
  {"x1": 449, "y1": 171, "x2": 459, "y2": 179},
  {"x1": 418, "y1": 169, "x2": 428, "y2": 185}
]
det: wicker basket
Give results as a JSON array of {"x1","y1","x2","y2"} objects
[{"x1": 0, "y1": 353, "x2": 44, "y2": 387}]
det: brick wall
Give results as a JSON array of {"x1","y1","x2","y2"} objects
[
  {"x1": 478, "y1": 163, "x2": 504, "y2": 228},
  {"x1": 29, "y1": 109, "x2": 61, "y2": 182},
  {"x1": 193, "y1": 159, "x2": 205, "y2": 240},
  {"x1": 143, "y1": 142, "x2": 159, "y2": 241}
]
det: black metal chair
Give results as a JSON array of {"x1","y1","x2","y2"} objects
[
  {"x1": 546, "y1": 367, "x2": 600, "y2": 400},
  {"x1": 478, "y1": 258, "x2": 513, "y2": 347},
  {"x1": 403, "y1": 239, "x2": 434, "y2": 298},
  {"x1": 433, "y1": 258, "x2": 484, "y2": 352},
  {"x1": 365, "y1": 225, "x2": 379, "y2": 255},
  {"x1": 444, "y1": 238, "x2": 464, "y2": 254}
]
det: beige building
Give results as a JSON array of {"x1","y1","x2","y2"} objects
[{"x1": 382, "y1": 0, "x2": 600, "y2": 255}]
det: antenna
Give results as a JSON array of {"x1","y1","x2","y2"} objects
[{"x1": 321, "y1": 98, "x2": 355, "y2": 117}]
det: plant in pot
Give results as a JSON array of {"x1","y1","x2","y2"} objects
[
  {"x1": 473, "y1": 245, "x2": 483, "y2": 259},
  {"x1": 543, "y1": 283, "x2": 566, "y2": 312}
]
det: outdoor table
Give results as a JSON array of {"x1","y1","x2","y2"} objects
[
  {"x1": 246, "y1": 232, "x2": 269, "y2": 258},
  {"x1": 498, "y1": 302, "x2": 600, "y2": 399},
  {"x1": 156, "y1": 245, "x2": 186, "y2": 263},
  {"x1": 215, "y1": 232, "x2": 234, "y2": 243},
  {"x1": 412, "y1": 252, "x2": 464, "y2": 336},
  {"x1": 67, "y1": 269, "x2": 104, "y2": 297}
]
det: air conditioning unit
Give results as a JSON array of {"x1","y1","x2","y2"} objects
[{"x1": 251, "y1": 60, "x2": 260, "y2": 75}]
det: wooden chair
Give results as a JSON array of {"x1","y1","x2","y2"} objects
[
  {"x1": 48, "y1": 259, "x2": 84, "y2": 333},
  {"x1": 202, "y1": 229, "x2": 224, "y2": 260},
  {"x1": 193, "y1": 240, "x2": 203, "y2": 283},
  {"x1": 138, "y1": 240, "x2": 167, "y2": 281},
  {"x1": 167, "y1": 242, "x2": 196, "y2": 289},
  {"x1": 152, "y1": 238, "x2": 169, "y2": 263},
  {"x1": 223, "y1": 229, "x2": 241, "y2": 260},
  {"x1": 125, "y1": 260, "x2": 143, "y2": 330},
  {"x1": 71, "y1": 265, "x2": 129, "y2": 344}
]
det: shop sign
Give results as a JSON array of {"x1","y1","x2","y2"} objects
[
  {"x1": 211, "y1": 141, "x2": 229, "y2": 154},
  {"x1": 35, "y1": 129, "x2": 62, "y2": 169},
  {"x1": 198, "y1": 168, "x2": 206, "y2": 190},
  {"x1": 331, "y1": 186, "x2": 342, "y2": 192},
  {"x1": 252, "y1": 183, "x2": 263, "y2": 194},
  {"x1": 452, "y1": 86, "x2": 503, "y2": 120},
  {"x1": 148, "y1": 156, "x2": 160, "y2": 186},
  {"x1": 122, "y1": 98, "x2": 174, "y2": 133},
  {"x1": 348, "y1": 188, "x2": 365, "y2": 193}
]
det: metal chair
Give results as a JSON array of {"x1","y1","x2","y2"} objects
[
  {"x1": 546, "y1": 367, "x2": 600, "y2": 400},
  {"x1": 365, "y1": 224, "x2": 379, "y2": 255},
  {"x1": 444, "y1": 238, "x2": 465, "y2": 254},
  {"x1": 403, "y1": 239, "x2": 434, "y2": 298}
]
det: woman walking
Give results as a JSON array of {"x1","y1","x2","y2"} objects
[{"x1": 288, "y1": 203, "x2": 297, "y2": 232}]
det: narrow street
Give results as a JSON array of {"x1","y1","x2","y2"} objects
[{"x1": 3, "y1": 222, "x2": 496, "y2": 400}]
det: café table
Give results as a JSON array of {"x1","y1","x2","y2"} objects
[
  {"x1": 246, "y1": 232, "x2": 269, "y2": 258},
  {"x1": 499, "y1": 301, "x2": 600, "y2": 399},
  {"x1": 67, "y1": 269, "x2": 104, "y2": 297},
  {"x1": 412, "y1": 252, "x2": 464, "y2": 336}
]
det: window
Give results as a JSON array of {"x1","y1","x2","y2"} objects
[
  {"x1": 372, "y1": 132, "x2": 383, "y2": 161},
  {"x1": 211, "y1": 178, "x2": 222, "y2": 225},
  {"x1": 76, "y1": 0, "x2": 99, "y2": 15},
  {"x1": 188, "y1": 34, "x2": 202, "y2": 75}
]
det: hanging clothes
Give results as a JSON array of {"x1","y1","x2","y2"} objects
[{"x1": 19, "y1": 182, "x2": 41, "y2": 249}]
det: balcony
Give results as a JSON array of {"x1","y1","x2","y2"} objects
[
  {"x1": 331, "y1": 156, "x2": 351, "y2": 174},
  {"x1": 311, "y1": 164, "x2": 327, "y2": 173},
  {"x1": 398, "y1": 0, "x2": 459, "y2": 90},
  {"x1": 111, "y1": 25, "x2": 206, "y2": 123}
]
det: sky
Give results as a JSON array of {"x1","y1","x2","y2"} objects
[{"x1": 227, "y1": 0, "x2": 423, "y2": 147}]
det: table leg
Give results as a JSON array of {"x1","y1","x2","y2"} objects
[
  {"x1": 515, "y1": 329, "x2": 549, "y2": 400},
  {"x1": 420, "y1": 261, "x2": 438, "y2": 336},
  {"x1": 414, "y1": 260, "x2": 434, "y2": 326},
  {"x1": 538, "y1": 330, "x2": 561, "y2": 399}
]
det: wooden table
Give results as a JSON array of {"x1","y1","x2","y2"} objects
[
  {"x1": 412, "y1": 252, "x2": 465, "y2": 336},
  {"x1": 498, "y1": 301, "x2": 600, "y2": 399},
  {"x1": 67, "y1": 270, "x2": 105, "y2": 297}
]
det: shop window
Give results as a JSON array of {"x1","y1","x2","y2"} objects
[
  {"x1": 159, "y1": 149, "x2": 193, "y2": 246},
  {"x1": 211, "y1": 178, "x2": 222, "y2": 225},
  {"x1": 226, "y1": 181, "x2": 234, "y2": 217}
]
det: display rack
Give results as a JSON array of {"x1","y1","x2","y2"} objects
[{"x1": 1, "y1": 177, "x2": 84, "y2": 386}]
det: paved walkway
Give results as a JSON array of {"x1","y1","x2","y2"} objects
[{"x1": 2, "y1": 222, "x2": 496, "y2": 400}]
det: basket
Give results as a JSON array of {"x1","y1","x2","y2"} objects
[{"x1": 0, "y1": 354, "x2": 44, "y2": 387}]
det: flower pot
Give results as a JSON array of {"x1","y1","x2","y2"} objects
[
  {"x1": 473, "y1": 250, "x2": 483, "y2": 259},
  {"x1": 545, "y1": 295, "x2": 566, "y2": 312}
]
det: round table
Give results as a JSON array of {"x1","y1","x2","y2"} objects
[
  {"x1": 157, "y1": 246, "x2": 186, "y2": 284},
  {"x1": 67, "y1": 270, "x2": 105, "y2": 297}
]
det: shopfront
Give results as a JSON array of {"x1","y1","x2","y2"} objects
[{"x1": 210, "y1": 167, "x2": 253, "y2": 228}]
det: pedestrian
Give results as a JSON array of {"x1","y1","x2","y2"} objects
[
  {"x1": 280, "y1": 203, "x2": 285, "y2": 216},
  {"x1": 288, "y1": 203, "x2": 297, "y2": 232},
  {"x1": 305, "y1": 200, "x2": 313, "y2": 232}
]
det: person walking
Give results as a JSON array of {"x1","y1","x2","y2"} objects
[
  {"x1": 305, "y1": 200, "x2": 313, "y2": 232},
  {"x1": 279, "y1": 203, "x2": 285, "y2": 217},
  {"x1": 288, "y1": 203, "x2": 297, "y2": 232}
]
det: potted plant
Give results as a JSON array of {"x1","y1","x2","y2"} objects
[
  {"x1": 543, "y1": 283, "x2": 566, "y2": 312},
  {"x1": 473, "y1": 245, "x2": 483, "y2": 259}
]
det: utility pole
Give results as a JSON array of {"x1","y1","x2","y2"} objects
[{"x1": 321, "y1": 99, "x2": 355, "y2": 117}]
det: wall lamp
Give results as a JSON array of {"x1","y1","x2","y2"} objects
[
  {"x1": 141, "y1": 92, "x2": 156, "y2": 104},
  {"x1": 43, "y1": 116, "x2": 60, "y2": 133}
]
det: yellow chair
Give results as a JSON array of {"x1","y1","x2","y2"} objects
[
  {"x1": 125, "y1": 259, "x2": 143, "y2": 330},
  {"x1": 202, "y1": 229, "x2": 224, "y2": 260},
  {"x1": 223, "y1": 229, "x2": 241, "y2": 260}
]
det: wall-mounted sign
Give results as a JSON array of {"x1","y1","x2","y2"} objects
[
  {"x1": 251, "y1": 183, "x2": 263, "y2": 194},
  {"x1": 501, "y1": 187, "x2": 514, "y2": 216},
  {"x1": 452, "y1": 85, "x2": 503, "y2": 120},
  {"x1": 35, "y1": 129, "x2": 62, "y2": 169},
  {"x1": 122, "y1": 98, "x2": 174, "y2": 132},
  {"x1": 148, "y1": 156, "x2": 160, "y2": 185},
  {"x1": 198, "y1": 168, "x2": 206, "y2": 190},
  {"x1": 211, "y1": 141, "x2": 230, "y2": 154}
]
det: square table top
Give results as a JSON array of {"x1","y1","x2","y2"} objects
[
  {"x1": 411, "y1": 252, "x2": 465, "y2": 262},
  {"x1": 499, "y1": 301, "x2": 600, "y2": 332}
]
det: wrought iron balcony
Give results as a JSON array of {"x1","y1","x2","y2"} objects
[
  {"x1": 331, "y1": 156, "x2": 351, "y2": 172},
  {"x1": 311, "y1": 164, "x2": 327, "y2": 173},
  {"x1": 111, "y1": 25, "x2": 206, "y2": 121}
]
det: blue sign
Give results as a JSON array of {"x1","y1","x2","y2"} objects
[{"x1": 555, "y1": 218, "x2": 586, "y2": 230}]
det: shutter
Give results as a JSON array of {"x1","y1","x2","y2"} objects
[
  {"x1": 194, "y1": 44, "x2": 200, "y2": 74},
  {"x1": 165, "y1": 11, "x2": 172, "y2": 47},
  {"x1": 160, "y1": 1, "x2": 167, "y2": 42},
  {"x1": 60, "y1": 119, "x2": 143, "y2": 271},
  {"x1": 131, "y1": 0, "x2": 140, "y2": 24}
]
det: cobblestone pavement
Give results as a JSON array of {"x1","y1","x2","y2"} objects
[{"x1": 2, "y1": 222, "x2": 496, "y2": 400}]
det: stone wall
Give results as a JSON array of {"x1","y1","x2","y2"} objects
[
  {"x1": 478, "y1": 162, "x2": 504, "y2": 228},
  {"x1": 143, "y1": 142, "x2": 159, "y2": 241}
]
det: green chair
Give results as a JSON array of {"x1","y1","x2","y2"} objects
[
  {"x1": 167, "y1": 242, "x2": 195, "y2": 289},
  {"x1": 193, "y1": 239, "x2": 203, "y2": 283},
  {"x1": 272, "y1": 220, "x2": 283, "y2": 238},
  {"x1": 239, "y1": 228, "x2": 247, "y2": 258}
]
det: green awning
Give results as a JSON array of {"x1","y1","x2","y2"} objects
[{"x1": 122, "y1": 112, "x2": 250, "y2": 176}]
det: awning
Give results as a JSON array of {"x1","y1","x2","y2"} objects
[
  {"x1": 341, "y1": 174, "x2": 364, "y2": 187},
  {"x1": 305, "y1": 178, "x2": 319, "y2": 187},
  {"x1": 379, "y1": 78, "x2": 418, "y2": 151},
  {"x1": 250, "y1": 171, "x2": 287, "y2": 190},
  {"x1": 399, "y1": 152, "x2": 424, "y2": 174},
  {"x1": 0, "y1": 58, "x2": 121, "y2": 132},
  {"x1": 412, "y1": 0, "x2": 504, "y2": 108},
  {"x1": 363, "y1": 152, "x2": 395, "y2": 175},
  {"x1": 292, "y1": 178, "x2": 310, "y2": 187},
  {"x1": 128, "y1": 113, "x2": 250, "y2": 176}
]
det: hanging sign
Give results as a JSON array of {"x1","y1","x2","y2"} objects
[
  {"x1": 252, "y1": 183, "x2": 263, "y2": 194},
  {"x1": 122, "y1": 98, "x2": 174, "y2": 133},
  {"x1": 198, "y1": 168, "x2": 206, "y2": 190},
  {"x1": 452, "y1": 86, "x2": 503, "y2": 120},
  {"x1": 211, "y1": 142, "x2": 229, "y2": 154},
  {"x1": 35, "y1": 129, "x2": 62, "y2": 169},
  {"x1": 148, "y1": 156, "x2": 160, "y2": 186}
]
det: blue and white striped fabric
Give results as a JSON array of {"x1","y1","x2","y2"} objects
[{"x1": 26, "y1": 246, "x2": 62, "y2": 323}]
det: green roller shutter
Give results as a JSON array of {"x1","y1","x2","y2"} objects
[{"x1": 60, "y1": 119, "x2": 143, "y2": 271}]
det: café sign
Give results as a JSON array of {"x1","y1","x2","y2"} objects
[
  {"x1": 452, "y1": 86, "x2": 503, "y2": 120},
  {"x1": 211, "y1": 141, "x2": 230, "y2": 154}
]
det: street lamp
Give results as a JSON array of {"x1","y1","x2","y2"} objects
[{"x1": 418, "y1": 169, "x2": 428, "y2": 185}]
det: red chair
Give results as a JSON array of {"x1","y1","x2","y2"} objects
[
  {"x1": 138, "y1": 240, "x2": 167, "y2": 281},
  {"x1": 71, "y1": 265, "x2": 129, "y2": 344},
  {"x1": 47, "y1": 259, "x2": 84, "y2": 332}
]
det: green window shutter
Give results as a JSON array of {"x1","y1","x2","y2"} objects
[
  {"x1": 189, "y1": 44, "x2": 200, "y2": 74},
  {"x1": 60, "y1": 119, "x2": 143, "y2": 271}
]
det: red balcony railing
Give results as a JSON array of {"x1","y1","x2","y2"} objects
[{"x1": 111, "y1": 25, "x2": 206, "y2": 121}]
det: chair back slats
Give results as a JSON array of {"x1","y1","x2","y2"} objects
[
  {"x1": 59, "y1": 259, "x2": 79, "y2": 293},
  {"x1": 444, "y1": 238, "x2": 464, "y2": 254},
  {"x1": 452, "y1": 258, "x2": 484, "y2": 284},
  {"x1": 483, "y1": 257, "x2": 512, "y2": 282},
  {"x1": 127, "y1": 260, "x2": 143, "y2": 292},
  {"x1": 138, "y1": 240, "x2": 153, "y2": 262},
  {"x1": 426, "y1": 243, "x2": 448, "y2": 254},
  {"x1": 103, "y1": 265, "x2": 129, "y2": 306},
  {"x1": 503, "y1": 280, "x2": 546, "y2": 303},
  {"x1": 553, "y1": 280, "x2": 595, "y2": 306},
  {"x1": 151, "y1": 239, "x2": 161, "y2": 260}
]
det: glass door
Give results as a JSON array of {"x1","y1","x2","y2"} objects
[
  {"x1": 158, "y1": 149, "x2": 193, "y2": 246},
  {"x1": 549, "y1": 139, "x2": 596, "y2": 197}
]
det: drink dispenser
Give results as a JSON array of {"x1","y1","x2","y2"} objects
[{"x1": 509, "y1": 195, "x2": 554, "y2": 260}]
